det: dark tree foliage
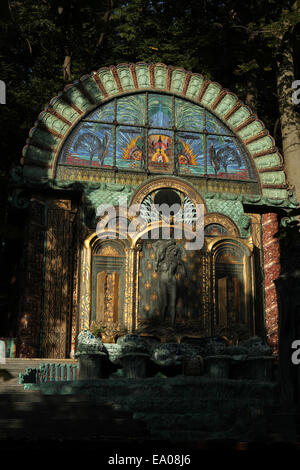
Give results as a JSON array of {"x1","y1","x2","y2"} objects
[{"x1": 0, "y1": 0, "x2": 299, "y2": 174}]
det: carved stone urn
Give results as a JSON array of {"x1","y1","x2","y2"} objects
[
  {"x1": 117, "y1": 334, "x2": 151, "y2": 378},
  {"x1": 246, "y1": 356, "x2": 275, "y2": 382},
  {"x1": 205, "y1": 355, "x2": 231, "y2": 379},
  {"x1": 75, "y1": 330, "x2": 109, "y2": 379}
]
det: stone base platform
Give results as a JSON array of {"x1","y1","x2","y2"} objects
[{"x1": 23, "y1": 376, "x2": 281, "y2": 443}]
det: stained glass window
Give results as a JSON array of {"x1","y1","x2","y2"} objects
[{"x1": 58, "y1": 92, "x2": 256, "y2": 180}]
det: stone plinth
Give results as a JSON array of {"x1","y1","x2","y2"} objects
[
  {"x1": 246, "y1": 356, "x2": 275, "y2": 381},
  {"x1": 205, "y1": 355, "x2": 231, "y2": 379},
  {"x1": 120, "y1": 353, "x2": 150, "y2": 378},
  {"x1": 78, "y1": 352, "x2": 108, "y2": 380}
]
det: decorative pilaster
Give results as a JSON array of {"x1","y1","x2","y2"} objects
[
  {"x1": 79, "y1": 239, "x2": 92, "y2": 331},
  {"x1": 70, "y1": 209, "x2": 80, "y2": 358}
]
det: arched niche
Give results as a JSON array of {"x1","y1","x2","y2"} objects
[
  {"x1": 204, "y1": 212, "x2": 240, "y2": 237},
  {"x1": 90, "y1": 239, "x2": 125, "y2": 327},
  {"x1": 209, "y1": 238, "x2": 254, "y2": 339},
  {"x1": 79, "y1": 234, "x2": 134, "y2": 336}
]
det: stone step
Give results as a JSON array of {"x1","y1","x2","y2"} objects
[
  {"x1": 0, "y1": 416, "x2": 139, "y2": 427},
  {"x1": 0, "y1": 389, "x2": 40, "y2": 396},
  {"x1": 36, "y1": 392, "x2": 268, "y2": 411},
  {"x1": 0, "y1": 383, "x2": 26, "y2": 390},
  {"x1": 0, "y1": 422, "x2": 148, "y2": 441},
  {"x1": 4, "y1": 358, "x2": 77, "y2": 363},
  {"x1": 0, "y1": 402, "x2": 132, "y2": 419},
  {"x1": 133, "y1": 412, "x2": 239, "y2": 432},
  {"x1": 149, "y1": 429, "x2": 235, "y2": 442},
  {"x1": 0, "y1": 410, "x2": 149, "y2": 440},
  {"x1": 1, "y1": 359, "x2": 77, "y2": 369},
  {"x1": 2, "y1": 359, "x2": 77, "y2": 368},
  {"x1": 126, "y1": 398, "x2": 258, "y2": 414},
  {"x1": 0, "y1": 392, "x2": 71, "y2": 402}
]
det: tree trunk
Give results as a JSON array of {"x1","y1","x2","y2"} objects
[
  {"x1": 245, "y1": 76, "x2": 257, "y2": 114},
  {"x1": 97, "y1": 0, "x2": 114, "y2": 48},
  {"x1": 63, "y1": 53, "x2": 72, "y2": 81},
  {"x1": 276, "y1": 37, "x2": 300, "y2": 202}
]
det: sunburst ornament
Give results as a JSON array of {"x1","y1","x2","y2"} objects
[
  {"x1": 178, "y1": 140, "x2": 198, "y2": 166},
  {"x1": 140, "y1": 191, "x2": 198, "y2": 226},
  {"x1": 122, "y1": 136, "x2": 143, "y2": 160}
]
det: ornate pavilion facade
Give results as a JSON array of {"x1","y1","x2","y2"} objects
[{"x1": 12, "y1": 63, "x2": 297, "y2": 359}]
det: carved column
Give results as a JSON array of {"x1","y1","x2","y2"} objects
[{"x1": 262, "y1": 213, "x2": 280, "y2": 354}]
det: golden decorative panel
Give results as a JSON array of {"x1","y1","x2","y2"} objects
[
  {"x1": 96, "y1": 271, "x2": 119, "y2": 323},
  {"x1": 97, "y1": 245, "x2": 121, "y2": 257}
]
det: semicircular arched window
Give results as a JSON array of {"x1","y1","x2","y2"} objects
[{"x1": 58, "y1": 93, "x2": 256, "y2": 180}]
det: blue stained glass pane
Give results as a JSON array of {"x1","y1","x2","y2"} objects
[
  {"x1": 176, "y1": 132, "x2": 205, "y2": 175},
  {"x1": 116, "y1": 126, "x2": 144, "y2": 170},
  {"x1": 207, "y1": 135, "x2": 251, "y2": 179},
  {"x1": 175, "y1": 99, "x2": 204, "y2": 131},
  {"x1": 117, "y1": 95, "x2": 146, "y2": 125},
  {"x1": 60, "y1": 122, "x2": 113, "y2": 167},
  {"x1": 205, "y1": 110, "x2": 234, "y2": 135},
  {"x1": 148, "y1": 94, "x2": 172, "y2": 128},
  {"x1": 86, "y1": 101, "x2": 115, "y2": 123}
]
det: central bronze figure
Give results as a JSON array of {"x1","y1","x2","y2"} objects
[{"x1": 153, "y1": 240, "x2": 187, "y2": 324}]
